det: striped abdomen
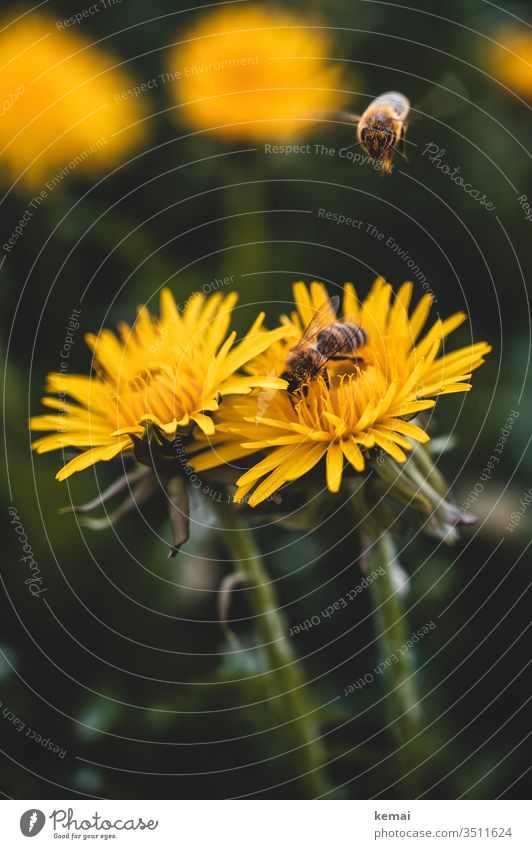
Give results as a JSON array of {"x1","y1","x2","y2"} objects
[{"x1": 316, "y1": 322, "x2": 368, "y2": 356}]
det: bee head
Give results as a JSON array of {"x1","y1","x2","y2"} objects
[
  {"x1": 360, "y1": 125, "x2": 395, "y2": 160},
  {"x1": 281, "y1": 372, "x2": 301, "y2": 393},
  {"x1": 282, "y1": 350, "x2": 320, "y2": 393}
]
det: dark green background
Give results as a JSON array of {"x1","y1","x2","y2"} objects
[{"x1": 2, "y1": 0, "x2": 531, "y2": 799}]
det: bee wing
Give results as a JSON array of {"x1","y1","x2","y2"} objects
[
  {"x1": 291, "y1": 296, "x2": 360, "y2": 374},
  {"x1": 296, "y1": 295, "x2": 340, "y2": 348},
  {"x1": 333, "y1": 110, "x2": 362, "y2": 126},
  {"x1": 416, "y1": 73, "x2": 470, "y2": 122},
  {"x1": 317, "y1": 109, "x2": 361, "y2": 126}
]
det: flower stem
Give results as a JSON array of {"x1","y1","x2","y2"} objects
[
  {"x1": 223, "y1": 156, "x2": 268, "y2": 287},
  {"x1": 217, "y1": 503, "x2": 331, "y2": 799},
  {"x1": 352, "y1": 488, "x2": 425, "y2": 797}
]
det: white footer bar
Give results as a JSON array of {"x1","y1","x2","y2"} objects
[{"x1": 1, "y1": 799, "x2": 529, "y2": 848}]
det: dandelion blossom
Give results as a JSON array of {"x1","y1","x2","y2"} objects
[
  {"x1": 169, "y1": 5, "x2": 350, "y2": 141},
  {"x1": 189, "y1": 279, "x2": 491, "y2": 506},
  {"x1": 0, "y1": 12, "x2": 146, "y2": 189},
  {"x1": 488, "y1": 27, "x2": 532, "y2": 99},
  {"x1": 30, "y1": 290, "x2": 288, "y2": 481}
]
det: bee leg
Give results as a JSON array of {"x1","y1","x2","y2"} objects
[
  {"x1": 329, "y1": 355, "x2": 366, "y2": 372},
  {"x1": 399, "y1": 124, "x2": 409, "y2": 160},
  {"x1": 329, "y1": 355, "x2": 365, "y2": 365},
  {"x1": 375, "y1": 150, "x2": 394, "y2": 174}
]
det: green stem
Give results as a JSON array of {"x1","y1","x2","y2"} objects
[
  {"x1": 217, "y1": 503, "x2": 331, "y2": 799},
  {"x1": 223, "y1": 157, "x2": 268, "y2": 289},
  {"x1": 352, "y1": 487, "x2": 424, "y2": 796}
]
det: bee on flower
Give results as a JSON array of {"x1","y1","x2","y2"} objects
[
  {"x1": 189, "y1": 279, "x2": 491, "y2": 521},
  {"x1": 30, "y1": 280, "x2": 491, "y2": 551}
]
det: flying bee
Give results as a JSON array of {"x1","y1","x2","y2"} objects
[
  {"x1": 281, "y1": 296, "x2": 369, "y2": 393},
  {"x1": 332, "y1": 91, "x2": 410, "y2": 174},
  {"x1": 356, "y1": 91, "x2": 410, "y2": 174}
]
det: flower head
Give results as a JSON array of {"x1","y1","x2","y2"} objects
[
  {"x1": 0, "y1": 12, "x2": 146, "y2": 189},
  {"x1": 30, "y1": 289, "x2": 288, "y2": 481},
  {"x1": 488, "y1": 27, "x2": 532, "y2": 98},
  {"x1": 189, "y1": 280, "x2": 491, "y2": 506},
  {"x1": 169, "y1": 5, "x2": 350, "y2": 141}
]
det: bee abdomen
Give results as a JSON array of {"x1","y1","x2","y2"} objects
[
  {"x1": 341, "y1": 322, "x2": 368, "y2": 350},
  {"x1": 317, "y1": 322, "x2": 368, "y2": 353}
]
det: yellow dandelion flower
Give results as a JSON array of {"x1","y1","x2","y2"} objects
[
  {"x1": 189, "y1": 279, "x2": 491, "y2": 506},
  {"x1": 488, "y1": 27, "x2": 532, "y2": 98},
  {"x1": 0, "y1": 12, "x2": 146, "y2": 189},
  {"x1": 169, "y1": 5, "x2": 350, "y2": 141},
  {"x1": 30, "y1": 290, "x2": 289, "y2": 481}
]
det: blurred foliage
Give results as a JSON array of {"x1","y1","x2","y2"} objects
[{"x1": 1, "y1": 0, "x2": 531, "y2": 798}]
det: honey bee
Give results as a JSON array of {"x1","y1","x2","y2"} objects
[
  {"x1": 281, "y1": 296, "x2": 368, "y2": 393},
  {"x1": 356, "y1": 91, "x2": 410, "y2": 174},
  {"x1": 332, "y1": 91, "x2": 410, "y2": 174}
]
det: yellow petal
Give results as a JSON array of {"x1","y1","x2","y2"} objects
[
  {"x1": 383, "y1": 419, "x2": 430, "y2": 443},
  {"x1": 326, "y1": 442, "x2": 343, "y2": 492},
  {"x1": 373, "y1": 432, "x2": 408, "y2": 464},
  {"x1": 190, "y1": 442, "x2": 255, "y2": 472},
  {"x1": 55, "y1": 439, "x2": 132, "y2": 481},
  {"x1": 190, "y1": 412, "x2": 215, "y2": 435},
  {"x1": 341, "y1": 438, "x2": 365, "y2": 471}
]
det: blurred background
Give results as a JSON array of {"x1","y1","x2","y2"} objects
[{"x1": 1, "y1": 0, "x2": 531, "y2": 799}]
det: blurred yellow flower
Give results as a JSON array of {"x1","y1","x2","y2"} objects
[
  {"x1": 30, "y1": 289, "x2": 288, "y2": 481},
  {"x1": 489, "y1": 27, "x2": 532, "y2": 98},
  {"x1": 0, "y1": 11, "x2": 146, "y2": 189},
  {"x1": 168, "y1": 4, "x2": 350, "y2": 141},
  {"x1": 189, "y1": 279, "x2": 491, "y2": 506}
]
